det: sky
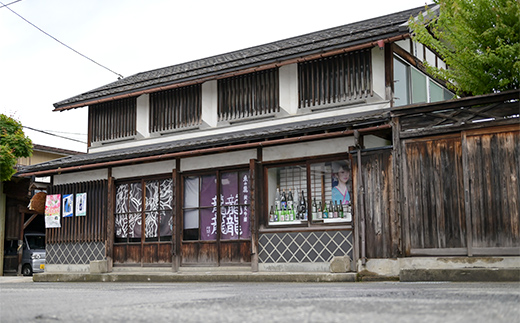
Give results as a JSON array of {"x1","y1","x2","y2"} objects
[{"x1": 1, "y1": 0, "x2": 429, "y2": 153}]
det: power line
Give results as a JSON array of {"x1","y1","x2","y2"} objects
[
  {"x1": 23, "y1": 125, "x2": 87, "y2": 144},
  {"x1": 0, "y1": 1, "x2": 124, "y2": 79},
  {"x1": 0, "y1": 0, "x2": 22, "y2": 9}
]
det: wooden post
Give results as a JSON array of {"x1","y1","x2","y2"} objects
[
  {"x1": 461, "y1": 131, "x2": 473, "y2": 256},
  {"x1": 106, "y1": 169, "x2": 114, "y2": 271},
  {"x1": 392, "y1": 116, "x2": 405, "y2": 257},
  {"x1": 250, "y1": 158, "x2": 259, "y2": 272},
  {"x1": 17, "y1": 208, "x2": 25, "y2": 276},
  {"x1": 173, "y1": 160, "x2": 181, "y2": 271}
]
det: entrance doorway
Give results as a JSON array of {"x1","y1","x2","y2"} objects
[
  {"x1": 181, "y1": 170, "x2": 251, "y2": 266},
  {"x1": 113, "y1": 177, "x2": 174, "y2": 265}
]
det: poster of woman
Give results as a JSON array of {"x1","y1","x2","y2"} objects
[{"x1": 331, "y1": 160, "x2": 351, "y2": 205}]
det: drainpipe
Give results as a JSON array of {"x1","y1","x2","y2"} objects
[{"x1": 354, "y1": 130, "x2": 366, "y2": 266}]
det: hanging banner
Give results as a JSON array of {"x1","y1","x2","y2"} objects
[
  {"x1": 63, "y1": 194, "x2": 74, "y2": 218},
  {"x1": 45, "y1": 194, "x2": 61, "y2": 228},
  {"x1": 76, "y1": 193, "x2": 87, "y2": 216}
]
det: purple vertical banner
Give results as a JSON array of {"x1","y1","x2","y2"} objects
[
  {"x1": 221, "y1": 172, "x2": 238, "y2": 240},
  {"x1": 200, "y1": 209, "x2": 217, "y2": 240},
  {"x1": 239, "y1": 171, "x2": 251, "y2": 239},
  {"x1": 200, "y1": 175, "x2": 217, "y2": 241},
  {"x1": 200, "y1": 175, "x2": 216, "y2": 207}
]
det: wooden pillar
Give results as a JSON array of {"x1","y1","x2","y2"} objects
[
  {"x1": 106, "y1": 169, "x2": 114, "y2": 271},
  {"x1": 173, "y1": 160, "x2": 181, "y2": 271},
  {"x1": 17, "y1": 210, "x2": 24, "y2": 276},
  {"x1": 384, "y1": 42, "x2": 394, "y2": 103},
  {"x1": 392, "y1": 116, "x2": 405, "y2": 257},
  {"x1": 250, "y1": 159, "x2": 259, "y2": 272}
]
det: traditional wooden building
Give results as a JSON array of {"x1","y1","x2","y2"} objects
[
  {"x1": 1, "y1": 145, "x2": 82, "y2": 275},
  {"x1": 17, "y1": 5, "x2": 519, "y2": 276}
]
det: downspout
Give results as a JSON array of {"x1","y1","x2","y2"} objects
[{"x1": 354, "y1": 130, "x2": 366, "y2": 266}]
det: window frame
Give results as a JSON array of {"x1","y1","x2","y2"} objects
[
  {"x1": 393, "y1": 55, "x2": 454, "y2": 107},
  {"x1": 263, "y1": 154, "x2": 354, "y2": 228},
  {"x1": 181, "y1": 168, "x2": 251, "y2": 242},
  {"x1": 114, "y1": 174, "x2": 174, "y2": 244}
]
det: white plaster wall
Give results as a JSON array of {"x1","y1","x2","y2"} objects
[
  {"x1": 395, "y1": 39, "x2": 411, "y2": 53},
  {"x1": 202, "y1": 80, "x2": 218, "y2": 127},
  {"x1": 413, "y1": 41, "x2": 424, "y2": 61},
  {"x1": 88, "y1": 101, "x2": 389, "y2": 154},
  {"x1": 425, "y1": 47, "x2": 436, "y2": 67},
  {"x1": 136, "y1": 94, "x2": 150, "y2": 138},
  {"x1": 438, "y1": 59, "x2": 446, "y2": 70},
  {"x1": 112, "y1": 160, "x2": 176, "y2": 179},
  {"x1": 263, "y1": 137, "x2": 354, "y2": 162},
  {"x1": 371, "y1": 47, "x2": 386, "y2": 100},
  {"x1": 279, "y1": 64, "x2": 298, "y2": 115},
  {"x1": 54, "y1": 169, "x2": 108, "y2": 185},
  {"x1": 180, "y1": 149, "x2": 257, "y2": 172},
  {"x1": 364, "y1": 135, "x2": 391, "y2": 149}
]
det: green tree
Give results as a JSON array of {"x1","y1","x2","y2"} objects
[
  {"x1": 408, "y1": 0, "x2": 520, "y2": 96},
  {"x1": 0, "y1": 114, "x2": 33, "y2": 181}
]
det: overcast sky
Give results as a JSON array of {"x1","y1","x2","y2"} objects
[{"x1": 1, "y1": 0, "x2": 428, "y2": 153}]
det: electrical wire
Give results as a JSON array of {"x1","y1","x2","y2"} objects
[
  {"x1": 0, "y1": 0, "x2": 22, "y2": 9},
  {"x1": 0, "y1": 1, "x2": 124, "y2": 79},
  {"x1": 23, "y1": 125, "x2": 87, "y2": 144}
]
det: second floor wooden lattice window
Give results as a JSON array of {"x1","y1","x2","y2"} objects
[
  {"x1": 298, "y1": 49, "x2": 372, "y2": 108},
  {"x1": 89, "y1": 97, "x2": 137, "y2": 143},
  {"x1": 218, "y1": 68, "x2": 279, "y2": 122},
  {"x1": 149, "y1": 84, "x2": 202, "y2": 133}
]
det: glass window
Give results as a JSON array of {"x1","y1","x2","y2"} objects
[
  {"x1": 393, "y1": 58, "x2": 410, "y2": 107},
  {"x1": 267, "y1": 165, "x2": 308, "y2": 225},
  {"x1": 309, "y1": 160, "x2": 352, "y2": 223},
  {"x1": 115, "y1": 178, "x2": 173, "y2": 243},
  {"x1": 411, "y1": 68, "x2": 427, "y2": 104},
  {"x1": 267, "y1": 160, "x2": 352, "y2": 226},
  {"x1": 429, "y1": 80, "x2": 444, "y2": 103},
  {"x1": 182, "y1": 171, "x2": 250, "y2": 241}
]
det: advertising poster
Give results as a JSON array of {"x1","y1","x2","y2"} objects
[
  {"x1": 76, "y1": 193, "x2": 87, "y2": 216},
  {"x1": 63, "y1": 194, "x2": 74, "y2": 218},
  {"x1": 44, "y1": 194, "x2": 61, "y2": 228}
]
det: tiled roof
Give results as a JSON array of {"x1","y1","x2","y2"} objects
[
  {"x1": 53, "y1": 6, "x2": 426, "y2": 110},
  {"x1": 17, "y1": 109, "x2": 391, "y2": 174}
]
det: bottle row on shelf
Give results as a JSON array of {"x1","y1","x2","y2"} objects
[{"x1": 269, "y1": 188, "x2": 352, "y2": 223}]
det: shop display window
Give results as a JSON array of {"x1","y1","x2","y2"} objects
[
  {"x1": 267, "y1": 159, "x2": 352, "y2": 226},
  {"x1": 115, "y1": 178, "x2": 173, "y2": 243},
  {"x1": 183, "y1": 170, "x2": 251, "y2": 241}
]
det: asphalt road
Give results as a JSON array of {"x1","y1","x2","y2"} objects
[{"x1": 1, "y1": 280, "x2": 519, "y2": 323}]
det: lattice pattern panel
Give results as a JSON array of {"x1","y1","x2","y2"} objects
[
  {"x1": 46, "y1": 242, "x2": 105, "y2": 265},
  {"x1": 259, "y1": 230, "x2": 353, "y2": 264}
]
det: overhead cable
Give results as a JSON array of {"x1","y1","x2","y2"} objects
[
  {"x1": 0, "y1": 1, "x2": 124, "y2": 79},
  {"x1": 23, "y1": 125, "x2": 87, "y2": 144}
]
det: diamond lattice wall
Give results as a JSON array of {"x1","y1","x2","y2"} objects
[
  {"x1": 259, "y1": 230, "x2": 353, "y2": 264},
  {"x1": 46, "y1": 242, "x2": 105, "y2": 265}
]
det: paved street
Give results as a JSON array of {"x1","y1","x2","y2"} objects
[{"x1": 1, "y1": 280, "x2": 519, "y2": 322}]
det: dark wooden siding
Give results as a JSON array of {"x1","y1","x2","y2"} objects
[
  {"x1": 402, "y1": 135, "x2": 466, "y2": 251},
  {"x1": 47, "y1": 180, "x2": 108, "y2": 244},
  {"x1": 89, "y1": 97, "x2": 137, "y2": 143},
  {"x1": 298, "y1": 49, "x2": 372, "y2": 108},
  {"x1": 465, "y1": 127, "x2": 520, "y2": 249},
  {"x1": 218, "y1": 68, "x2": 279, "y2": 121},
  {"x1": 354, "y1": 148, "x2": 398, "y2": 258},
  {"x1": 149, "y1": 84, "x2": 201, "y2": 132}
]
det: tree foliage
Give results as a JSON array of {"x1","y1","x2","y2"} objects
[
  {"x1": 408, "y1": 0, "x2": 520, "y2": 96},
  {"x1": 0, "y1": 114, "x2": 33, "y2": 181}
]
